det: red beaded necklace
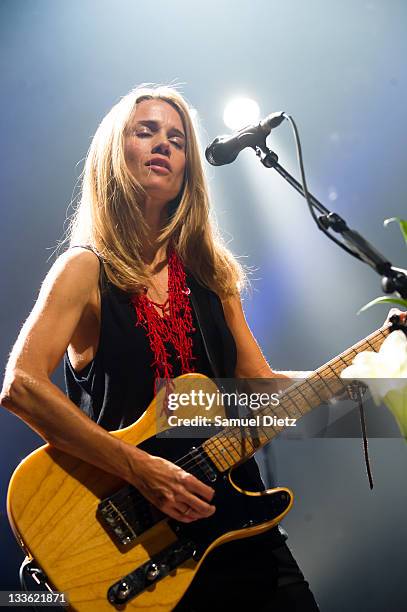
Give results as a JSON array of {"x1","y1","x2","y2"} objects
[{"x1": 130, "y1": 247, "x2": 196, "y2": 396}]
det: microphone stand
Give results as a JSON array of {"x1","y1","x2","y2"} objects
[
  {"x1": 254, "y1": 143, "x2": 407, "y2": 300},
  {"x1": 248, "y1": 137, "x2": 406, "y2": 486}
]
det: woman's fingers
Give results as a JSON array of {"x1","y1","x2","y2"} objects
[
  {"x1": 176, "y1": 488, "x2": 215, "y2": 517},
  {"x1": 133, "y1": 455, "x2": 216, "y2": 522},
  {"x1": 168, "y1": 506, "x2": 200, "y2": 523},
  {"x1": 182, "y1": 471, "x2": 215, "y2": 502},
  {"x1": 160, "y1": 497, "x2": 212, "y2": 523},
  {"x1": 386, "y1": 308, "x2": 407, "y2": 325}
]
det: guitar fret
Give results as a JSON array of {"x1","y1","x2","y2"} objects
[
  {"x1": 284, "y1": 389, "x2": 308, "y2": 414},
  {"x1": 258, "y1": 423, "x2": 273, "y2": 442},
  {"x1": 276, "y1": 399, "x2": 297, "y2": 420},
  {"x1": 267, "y1": 398, "x2": 293, "y2": 423},
  {"x1": 337, "y1": 354, "x2": 349, "y2": 369},
  {"x1": 365, "y1": 339, "x2": 376, "y2": 351},
  {"x1": 314, "y1": 371, "x2": 337, "y2": 397},
  {"x1": 320, "y1": 377, "x2": 343, "y2": 400},
  {"x1": 279, "y1": 396, "x2": 303, "y2": 419},
  {"x1": 293, "y1": 386, "x2": 314, "y2": 409},
  {"x1": 235, "y1": 433, "x2": 255, "y2": 458},
  {"x1": 218, "y1": 437, "x2": 238, "y2": 466},
  {"x1": 227, "y1": 433, "x2": 243, "y2": 455},
  {"x1": 220, "y1": 438, "x2": 237, "y2": 464},
  {"x1": 290, "y1": 394, "x2": 311, "y2": 414},
  {"x1": 204, "y1": 439, "x2": 230, "y2": 471},
  {"x1": 327, "y1": 362, "x2": 343, "y2": 377},
  {"x1": 240, "y1": 430, "x2": 259, "y2": 452},
  {"x1": 310, "y1": 380, "x2": 333, "y2": 403},
  {"x1": 305, "y1": 378, "x2": 325, "y2": 403}
]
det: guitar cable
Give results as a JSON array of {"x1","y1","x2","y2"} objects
[
  {"x1": 347, "y1": 382, "x2": 374, "y2": 490},
  {"x1": 358, "y1": 392, "x2": 374, "y2": 490},
  {"x1": 19, "y1": 556, "x2": 58, "y2": 612},
  {"x1": 347, "y1": 316, "x2": 407, "y2": 490}
]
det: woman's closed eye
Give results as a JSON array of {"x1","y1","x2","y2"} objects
[
  {"x1": 136, "y1": 129, "x2": 152, "y2": 138},
  {"x1": 169, "y1": 137, "x2": 185, "y2": 150},
  {"x1": 132, "y1": 127, "x2": 185, "y2": 150}
]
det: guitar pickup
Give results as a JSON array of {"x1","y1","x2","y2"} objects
[
  {"x1": 97, "y1": 485, "x2": 163, "y2": 547},
  {"x1": 107, "y1": 538, "x2": 196, "y2": 604}
]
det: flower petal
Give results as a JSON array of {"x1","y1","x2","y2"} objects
[{"x1": 379, "y1": 331, "x2": 407, "y2": 374}]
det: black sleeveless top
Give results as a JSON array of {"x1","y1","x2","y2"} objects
[{"x1": 64, "y1": 262, "x2": 237, "y2": 430}]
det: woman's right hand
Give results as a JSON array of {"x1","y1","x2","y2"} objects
[{"x1": 130, "y1": 453, "x2": 216, "y2": 523}]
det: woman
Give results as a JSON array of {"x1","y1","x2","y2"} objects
[{"x1": 1, "y1": 85, "x2": 319, "y2": 610}]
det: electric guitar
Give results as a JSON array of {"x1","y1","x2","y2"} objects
[{"x1": 7, "y1": 324, "x2": 393, "y2": 611}]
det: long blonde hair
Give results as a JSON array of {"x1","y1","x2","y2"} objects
[{"x1": 69, "y1": 84, "x2": 245, "y2": 297}]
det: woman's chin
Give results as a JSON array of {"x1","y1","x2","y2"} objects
[{"x1": 142, "y1": 183, "x2": 180, "y2": 205}]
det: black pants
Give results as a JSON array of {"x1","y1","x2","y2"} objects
[{"x1": 174, "y1": 531, "x2": 319, "y2": 612}]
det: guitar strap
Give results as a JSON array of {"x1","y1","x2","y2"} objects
[
  {"x1": 186, "y1": 273, "x2": 236, "y2": 380},
  {"x1": 189, "y1": 289, "x2": 221, "y2": 379}
]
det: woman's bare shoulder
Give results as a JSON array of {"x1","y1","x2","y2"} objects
[
  {"x1": 45, "y1": 248, "x2": 101, "y2": 292},
  {"x1": 57, "y1": 246, "x2": 100, "y2": 268}
]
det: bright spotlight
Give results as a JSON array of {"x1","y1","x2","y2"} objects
[{"x1": 223, "y1": 97, "x2": 260, "y2": 131}]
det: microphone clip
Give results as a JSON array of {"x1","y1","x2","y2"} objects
[{"x1": 255, "y1": 144, "x2": 279, "y2": 169}]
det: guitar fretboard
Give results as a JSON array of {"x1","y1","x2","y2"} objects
[{"x1": 203, "y1": 324, "x2": 391, "y2": 471}]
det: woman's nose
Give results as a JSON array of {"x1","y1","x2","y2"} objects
[{"x1": 152, "y1": 137, "x2": 171, "y2": 157}]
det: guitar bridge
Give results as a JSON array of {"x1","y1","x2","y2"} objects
[{"x1": 107, "y1": 538, "x2": 196, "y2": 604}]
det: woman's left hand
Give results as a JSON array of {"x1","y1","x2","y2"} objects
[{"x1": 385, "y1": 308, "x2": 407, "y2": 326}]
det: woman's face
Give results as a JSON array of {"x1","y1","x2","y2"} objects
[{"x1": 124, "y1": 99, "x2": 187, "y2": 205}]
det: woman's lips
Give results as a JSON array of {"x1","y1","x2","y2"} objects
[
  {"x1": 147, "y1": 164, "x2": 171, "y2": 175},
  {"x1": 145, "y1": 157, "x2": 172, "y2": 174}
]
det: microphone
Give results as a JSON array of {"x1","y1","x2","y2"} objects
[{"x1": 205, "y1": 111, "x2": 286, "y2": 166}]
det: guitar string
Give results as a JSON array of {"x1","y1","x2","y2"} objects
[{"x1": 103, "y1": 326, "x2": 389, "y2": 522}]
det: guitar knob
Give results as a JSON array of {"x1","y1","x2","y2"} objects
[
  {"x1": 146, "y1": 563, "x2": 160, "y2": 581},
  {"x1": 116, "y1": 581, "x2": 131, "y2": 601}
]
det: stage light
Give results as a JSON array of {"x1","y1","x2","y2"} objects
[{"x1": 223, "y1": 97, "x2": 260, "y2": 131}]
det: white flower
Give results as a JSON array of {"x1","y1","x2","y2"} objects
[{"x1": 341, "y1": 330, "x2": 407, "y2": 438}]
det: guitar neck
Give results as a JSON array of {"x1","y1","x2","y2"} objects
[{"x1": 203, "y1": 323, "x2": 391, "y2": 472}]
